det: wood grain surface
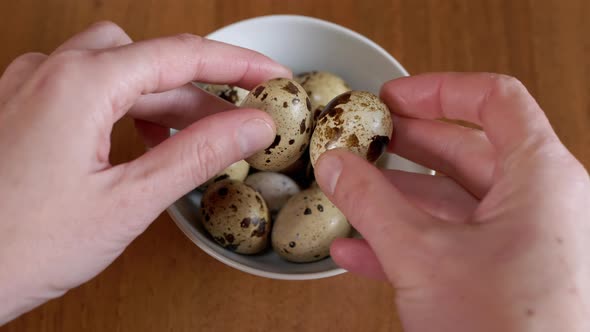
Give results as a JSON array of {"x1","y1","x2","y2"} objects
[{"x1": 0, "y1": 1, "x2": 588, "y2": 331}]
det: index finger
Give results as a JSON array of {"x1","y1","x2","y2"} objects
[
  {"x1": 380, "y1": 73, "x2": 558, "y2": 159},
  {"x1": 88, "y1": 34, "x2": 291, "y2": 119}
]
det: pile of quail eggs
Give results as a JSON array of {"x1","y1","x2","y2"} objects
[{"x1": 198, "y1": 71, "x2": 393, "y2": 263}]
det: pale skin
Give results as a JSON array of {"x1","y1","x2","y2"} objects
[{"x1": 0, "y1": 22, "x2": 588, "y2": 331}]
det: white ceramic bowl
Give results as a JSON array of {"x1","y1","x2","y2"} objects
[{"x1": 167, "y1": 15, "x2": 431, "y2": 280}]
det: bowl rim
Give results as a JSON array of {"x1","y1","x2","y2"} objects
[
  {"x1": 167, "y1": 14, "x2": 410, "y2": 280},
  {"x1": 207, "y1": 14, "x2": 410, "y2": 78},
  {"x1": 168, "y1": 204, "x2": 349, "y2": 280}
]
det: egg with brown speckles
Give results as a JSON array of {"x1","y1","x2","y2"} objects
[
  {"x1": 295, "y1": 71, "x2": 351, "y2": 123},
  {"x1": 244, "y1": 172, "x2": 300, "y2": 217},
  {"x1": 203, "y1": 84, "x2": 249, "y2": 106},
  {"x1": 271, "y1": 187, "x2": 351, "y2": 263},
  {"x1": 200, "y1": 180, "x2": 270, "y2": 254},
  {"x1": 198, "y1": 160, "x2": 250, "y2": 191},
  {"x1": 310, "y1": 91, "x2": 393, "y2": 167},
  {"x1": 242, "y1": 78, "x2": 313, "y2": 172}
]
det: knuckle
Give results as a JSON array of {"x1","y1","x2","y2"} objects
[
  {"x1": 488, "y1": 74, "x2": 528, "y2": 98},
  {"x1": 568, "y1": 160, "x2": 590, "y2": 190},
  {"x1": 90, "y1": 20, "x2": 124, "y2": 34},
  {"x1": 89, "y1": 21, "x2": 131, "y2": 46},
  {"x1": 8, "y1": 52, "x2": 46, "y2": 70},
  {"x1": 174, "y1": 33, "x2": 203, "y2": 45},
  {"x1": 42, "y1": 49, "x2": 90, "y2": 78},
  {"x1": 31, "y1": 49, "x2": 91, "y2": 92},
  {"x1": 492, "y1": 73, "x2": 520, "y2": 84},
  {"x1": 173, "y1": 34, "x2": 206, "y2": 60},
  {"x1": 50, "y1": 48, "x2": 91, "y2": 63},
  {"x1": 186, "y1": 138, "x2": 223, "y2": 186},
  {"x1": 16, "y1": 49, "x2": 93, "y2": 99}
]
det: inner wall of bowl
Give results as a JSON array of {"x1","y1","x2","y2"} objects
[
  {"x1": 207, "y1": 16, "x2": 401, "y2": 93},
  {"x1": 171, "y1": 16, "x2": 430, "y2": 277}
]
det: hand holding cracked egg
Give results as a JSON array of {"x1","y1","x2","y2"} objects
[{"x1": 200, "y1": 72, "x2": 392, "y2": 263}]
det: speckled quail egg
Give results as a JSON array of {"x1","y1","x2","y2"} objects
[
  {"x1": 200, "y1": 180, "x2": 270, "y2": 254},
  {"x1": 244, "y1": 172, "x2": 300, "y2": 217},
  {"x1": 310, "y1": 91, "x2": 393, "y2": 167},
  {"x1": 198, "y1": 160, "x2": 250, "y2": 191},
  {"x1": 203, "y1": 84, "x2": 249, "y2": 106},
  {"x1": 241, "y1": 78, "x2": 313, "y2": 172},
  {"x1": 271, "y1": 187, "x2": 351, "y2": 263},
  {"x1": 295, "y1": 71, "x2": 351, "y2": 122}
]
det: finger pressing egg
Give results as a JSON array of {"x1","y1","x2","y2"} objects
[
  {"x1": 295, "y1": 71, "x2": 351, "y2": 122},
  {"x1": 272, "y1": 187, "x2": 351, "y2": 263},
  {"x1": 244, "y1": 172, "x2": 300, "y2": 217},
  {"x1": 200, "y1": 180, "x2": 270, "y2": 254},
  {"x1": 203, "y1": 84, "x2": 249, "y2": 106},
  {"x1": 241, "y1": 78, "x2": 313, "y2": 172},
  {"x1": 310, "y1": 91, "x2": 393, "y2": 167}
]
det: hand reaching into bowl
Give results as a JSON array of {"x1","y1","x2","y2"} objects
[
  {"x1": 317, "y1": 73, "x2": 590, "y2": 331},
  {"x1": 0, "y1": 21, "x2": 589, "y2": 331},
  {"x1": 0, "y1": 21, "x2": 289, "y2": 324}
]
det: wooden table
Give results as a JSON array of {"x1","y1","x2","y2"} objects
[{"x1": 0, "y1": 1, "x2": 588, "y2": 331}]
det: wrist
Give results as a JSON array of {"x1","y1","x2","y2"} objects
[{"x1": 0, "y1": 255, "x2": 66, "y2": 325}]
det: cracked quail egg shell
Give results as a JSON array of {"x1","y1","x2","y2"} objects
[{"x1": 203, "y1": 84, "x2": 249, "y2": 106}]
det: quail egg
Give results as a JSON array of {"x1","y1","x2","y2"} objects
[
  {"x1": 295, "y1": 71, "x2": 351, "y2": 122},
  {"x1": 198, "y1": 160, "x2": 250, "y2": 191},
  {"x1": 272, "y1": 187, "x2": 351, "y2": 263},
  {"x1": 203, "y1": 84, "x2": 249, "y2": 106},
  {"x1": 200, "y1": 180, "x2": 270, "y2": 254},
  {"x1": 310, "y1": 91, "x2": 393, "y2": 167},
  {"x1": 241, "y1": 78, "x2": 313, "y2": 172},
  {"x1": 244, "y1": 172, "x2": 300, "y2": 217}
]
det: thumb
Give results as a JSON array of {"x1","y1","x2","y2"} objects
[
  {"x1": 119, "y1": 109, "x2": 275, "y2": 215},
  {"x1": 315, "y1": 149, "x2": 438, "y2": 282},
  {"x1": 330, "y1": 238, "x2": 388, "y2": 280}
]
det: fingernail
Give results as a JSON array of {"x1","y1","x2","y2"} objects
[
  {"x1": 316, "y1": 153, "x2": 343, "y2": 195},
  {"x1": 279, "y1": 65, "x2": 293, "y2": 78},
  {"x1": 238, "y1": 118, "x2": 275, "y2": 156}
]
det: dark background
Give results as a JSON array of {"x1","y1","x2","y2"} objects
[{"x1": 1, "y1": 1, "x2": 588, "y2": 331}]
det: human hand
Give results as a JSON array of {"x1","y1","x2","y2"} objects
[
  {"x1": 315, "y1": 73, "x2": 590, "y2": 331},
  {"x1": 0, "y1": 21, "x2": 289, "y2": 324}
]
